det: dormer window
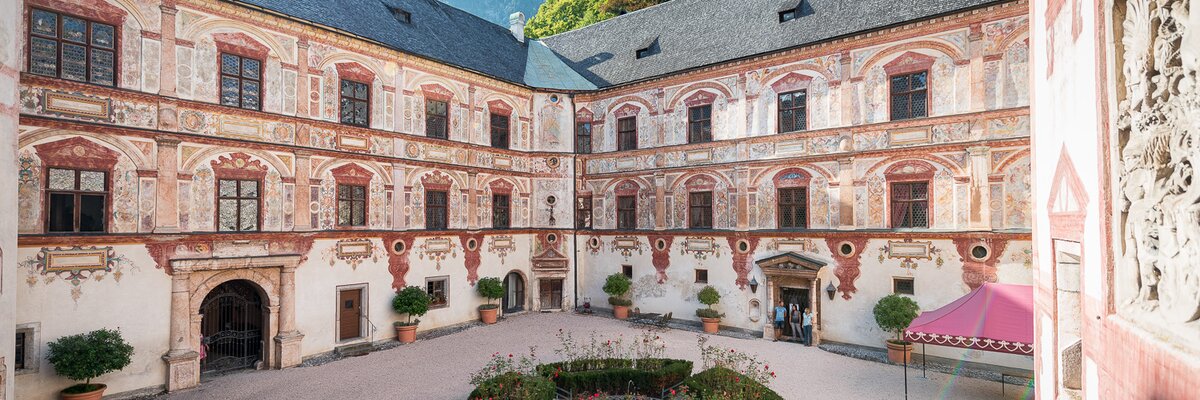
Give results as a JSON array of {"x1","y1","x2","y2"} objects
[
  {"x1": 636, "y1": 48, "x2": 651, "y2": 59},
  {"x1": 387, "y1": 5, "x2": 411, "y2": 24},
  {"x1": 635, "y1": 37, "x2": 658, "y2": 59},
  {"x1": 779, "y1": 9, "x2": 796, "y2": 22},
  {"x1": 778, "y1": 0, "x2": 802, "y2": 23}
]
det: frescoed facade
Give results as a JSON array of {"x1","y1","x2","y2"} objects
[{"x1": 3, "y1": 0, "x2": 1034, "y2": 397}]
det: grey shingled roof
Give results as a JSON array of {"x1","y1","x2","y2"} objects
[{"x1": 540, "y1": 0, "x2": 1002, "y2": 87}]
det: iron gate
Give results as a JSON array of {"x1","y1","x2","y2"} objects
[{"x1": 200, "y1": 280, "x2": 264, "y2": 376}]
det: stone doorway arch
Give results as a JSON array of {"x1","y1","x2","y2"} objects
[{"x1": 198, "y1": 279, "x2": 266, "y2": 375}]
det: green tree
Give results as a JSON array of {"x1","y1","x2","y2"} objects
[
  {"x1": 47, "y1": 329, "x2": 134, "y2": 394},
  {"x1": 873, "y1": 294, "x2": 920, "y2": 343},
  {"x1": 476, "y1": 277, "x2": 504, "y2": 310},
  {"x1": 525, "y1": 0, "x2": 669, "y2": 39}
]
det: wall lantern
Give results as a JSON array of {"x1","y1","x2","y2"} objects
[
  {"x1": 748, "y1": 277, "x2": 759, "y2": 293},
  {"x1": 826, "y1": 282, "x2": 837, "y2": 300}
]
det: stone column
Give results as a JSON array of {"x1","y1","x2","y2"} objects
[
  {"x1": 155, "y1": 137, "x2": 181, "y2": 233},
  {"x1": 654, "y1": 172, "x2": 666, "y2": 230},
  {"x1": 967, "y1": 146, "x2": 992, "y2": 229},
  {"x1": 296, "y1": 40, "x2": 310, "y2": 118},
  {"x1": 968, "y1": 23, "x2": 987, "y2": 112},
  {"x1": 293, "y1": 151, "x2": 312, "y2": 231},
  {"x1": 392, "y1": 163, "x2": 406, "y2": 229},
  {"x1": 158, "y1": 3, "x2": 178, "y2": 97},
  {"x1": 735, "y1": 166, "x2": 749, "y2": 230},
  {"x1": 838, "y1": 51, "x2": 853, "y2": 126},
  {"x1": 274, "y1": 265, "x2": 303, "y2": 368},
  {"x1": 837, "y1": 157, "x2": 855, "y2": 229},
  {"x1": 810, "y1": 278, "x2": 821, "y2": 345},
  {"x1": 762, "y1": 280, "x2": 775, "y2": 340},
  {"x1": 163, "y1": 267, "x2": 199, "y2": 392},
  {"x1": 467, "y1": 171, "x2": 478, "y2": 229}
]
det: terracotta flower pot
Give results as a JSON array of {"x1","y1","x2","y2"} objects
[
  {"x1": 701, "y1": 317, "x2": 721, "y2": 334},
  {"x1": 613, "y1": 305, "x2": 630, "y2": 320},
  {"x1": 61, "y1": 384, "x2": 106, "y2": 400},
  {"x1": 479, "y1": 307, "x2": 499, "y2": 324},
  {"x1": 886, "y1": 340, "x2": 913, "y2": 364},
  {"x1": 395, "y1": 324, "x2": 418, "y2": 343}
]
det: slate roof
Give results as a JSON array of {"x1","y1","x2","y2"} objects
[
  {"x1": 540, "y1": 0, "x2": 1002, "y2": 87},
  {"x1": 231, "y1": 0, "x2": 1001, "y2": 90}
]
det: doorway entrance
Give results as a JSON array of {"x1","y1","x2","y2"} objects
[
  {"x1": 539, "y1": 278, "x2": 563, "y2": 310},
  {"x1": 200, "y1": 280, "x2": 264, "y2": 376},
  {"x1": 503, "y1": 272, "x2": 525, "y2": 313},
  {"x1": 339, "y1": 288, "x2": 363, "y2": 341},
  {"x1": 780, "y1": 287, "x2": 811, "y2": 338}
]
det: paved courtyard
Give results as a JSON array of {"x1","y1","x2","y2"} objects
[{"x1": 163, "y1": 313, "x2": 1029, "y2": 400}]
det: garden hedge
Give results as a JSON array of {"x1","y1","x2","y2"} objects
[
  {"x1": 678, "y1": 367, "x2": 783, "y2": 400},
  {"x1": 536, "y1": 358, "x2": 693, "y2": 396},
  {"x1": 468, "y1": 372, "x2": 555, "y2": 400}
]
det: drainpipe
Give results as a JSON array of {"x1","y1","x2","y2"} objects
[{"x1": 570, "y1": 93, "x2": 579, "y2": 310}]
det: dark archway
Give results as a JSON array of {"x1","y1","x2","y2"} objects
[
  {"x1": 199, "y1": 279, "x2": 265, "y2": 376},
  {"x1": 503, "y1": 271, "x2": 525, "y2": 313}
]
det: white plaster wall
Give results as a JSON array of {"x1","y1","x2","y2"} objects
[
  {"x1": 13, "y1": 246, "x2": 170, "y2": 400},
  {"x1": 0, "y1": 3, "x2": 21, "y2": 399}
]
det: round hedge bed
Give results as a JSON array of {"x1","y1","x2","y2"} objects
[{"x1": 537, "y1": 358, "x2": 693, "y2": 397}]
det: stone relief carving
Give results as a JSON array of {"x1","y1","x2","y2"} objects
[{"x1": 1116, "y1": 0, "x2": 1200, "y2": 326}]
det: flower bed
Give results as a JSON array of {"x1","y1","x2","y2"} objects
[
  {"x1": 671, "y1": 367, "x2": 783, "y2": 400},
  {"x1": 468, "y1": 372, "x2": 556, "y2": 400},
  {"x1": 537, "y1": 358, "x2": 693, "y2": 397}
]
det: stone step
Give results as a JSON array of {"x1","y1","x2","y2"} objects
[{"x1": 335, "y1": 342, "x2": 374, "y2": 358}]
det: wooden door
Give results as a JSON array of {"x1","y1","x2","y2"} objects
[
  {"x1": 339, "y1": 289, "x2": 362, "y2": 340},
  {"x1": 539, "y1": 279, "x2": 563, "y2": 310}
]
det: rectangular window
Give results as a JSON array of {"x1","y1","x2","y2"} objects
[
  {"x1": 576, "y1": 196, "x2": 593, "y2": 229},
  {"x1": 492, "y1": 194, "x2": 510, "y2": 229},
  {"x1": 778, "y1": 90, "x2": 807, "y2": 133},
  {"x1": 46, "y1": 168, "x2": 107, "y2": 233},
  {"x1": 622, "y1": 265, "x2": 633, "y2": 279},
  {"x1": 616, "y1": 195, "x2": 637, "y2": 230},
  {"x1": 15, "y1": 331, "x2": 25, "y2": 371},
  {"x1": 219, "y1": 53, "x2": 263, "y2": 110},
  {"x1": 695, "y1": 269, "x2": 709, "y2": 284},
  {"x1": 689, "y1": 191, "x2": 714, "y2": 229},
  {"x1": 339, "y1": 79, "x2": 370, "y2": 127},
  {"x1": 893, "y1": 277, "x2": 915, "y2": 295},
  {"x1": 891, "y1": 182, "x2": 929, "y2": 228},
  {"x1": 28, "y1": 9, "x2": 117, "y2": 86},
  {"x1": 779, "y1": 9, "x2": 796, "y2": 22},
  {"x1": 490, "y1": 113, "x2": 510, "y2": 149},
  {"x1": 687, "y1": 105, "x2": 713, "y2": 143},
  {"x1": 425, "y1": 100, "x2": 449, "y2": 139},
  {"x1": 890, "y1": 71, "x2": 928, "y2": 121},
  {"x1": 337, "y1": 184, "x2": 367, "y2": 227},
  {"x1": 617, "y1": 117, "x2": 638, "y2": 151},
  {"x1": 217, "y1": 179, "x2": 260, "y2": 232},
  {"x1": 425, "y1": 190, "x2": 448, "y2": 230},
  {"x1": 426, "y1": 276, "x2": 448, "y2": 308},
  {"x1": 777, "y1": 187, "x2": 808, "y2": 229},
  {"x1": 575, "y1": 121, "x2": 592, "y2": 154}
]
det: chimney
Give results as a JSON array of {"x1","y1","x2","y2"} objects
[{"x1": 509, "y1": 12, "x2": 526, "y2": 43}]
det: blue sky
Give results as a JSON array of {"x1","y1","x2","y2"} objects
[{"x1": 440, "y1": 0, "x2": 544, "y2": 26}]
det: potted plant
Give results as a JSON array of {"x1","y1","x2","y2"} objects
[
  {"x1": 476, "y1": 277, "x2": 504, "y2": 324},
  {"x1": 603, "y1": 273, "x2": 633, "y2": 319},
  {"x1": 696, "y1": 285, "x2": 724, "y2": 334},
  {"x1": 873, "y1": 294, "x2": 920, "y2": 364},
  {"x1": 46, "y1": 328, "x2": 134, "y2": 400},
  {"x1": 393, "y1": 286, "x2": 431, "y2": 343}
]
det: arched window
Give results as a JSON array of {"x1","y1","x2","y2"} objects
[
  {"x1": 211, "y1": 153, "x2": 269, "y2": 232},
  {"x1": 774, "y1": 169, "x2": 812, "y2": 229},
  {"x1": 35, "y1": 137, "x2": 119, "y2": 233},
  {"x1": 885, "y1": 161, "x2": 936, "y2": 228}
]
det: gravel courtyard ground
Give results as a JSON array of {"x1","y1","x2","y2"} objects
[{"x1": 162, "y1": 312, "x2": 1030, "y2": 400}]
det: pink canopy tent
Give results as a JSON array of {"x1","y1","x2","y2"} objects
[{"x1": 904, "y1": 282, "x2": 1034, "y2": 355}]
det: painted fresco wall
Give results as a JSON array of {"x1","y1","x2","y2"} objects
[
  {"x1": 1032, "y1": 0, "x2": 1200, "y2": 399},
  {"x1": 1, "y1": 1, "x2": 24, "y2": 399}
]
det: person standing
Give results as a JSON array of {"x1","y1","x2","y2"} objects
[
  {"x1": 773, "y1": 301, "x2": 787, "y2": 341},
  {"x1": 802, "y1": 307, "x2": 814, "y2": 346},
  {"x1": 788, "y1": 305, "x2": 802, "y2": 342}
]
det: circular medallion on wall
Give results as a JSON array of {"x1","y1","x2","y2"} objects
[
  {"x1": 655, "y1": 238, "x2": 668, "y2": 251},
  {"x1": 549, "y1": 94, "x2": 560, "y2": 103},
  {"x1": 736, "y1": 239, "x2": 750, "y2": 254},
  {"x1": 588, "y1": 236, "x2": 602, "y2": 250},
  {"x1": 969, "y1": 244, "x2": 991, "y2": 261},
  {"x1": 467, "y1": 238, "x2": 479, "y2": 251},
  {"x1": 546, "y1": 157, "x2": 560, "y2": 169},
  {"x1": 546, "y1": 195, "x2": 557, "y2": 205},
  {"x1": 391, "y1": 239, "x2": 407, "y2": 255},
  {"x1": 405, "y1": 142, "x2": 421, "y2": 158},
  {"x1": 547, "y1": 233, "x2": 559, "y2": 243},
  {"x1": 837, "y1": 241, "x2": 855, "y2": 257}
]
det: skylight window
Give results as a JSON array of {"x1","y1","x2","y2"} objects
[
  {"x1": 778, "y1": 0, "x2": 803, "y2": 23},
  {"x1": 635, "y1": 37, "x2": 659, "y2": 59},
  {"x1": 779, "y1": 9, "x2": 797, "y2": 22}
]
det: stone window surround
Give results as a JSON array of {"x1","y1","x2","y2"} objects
[
  {"x1": 426, "y1": 275, "x2": 449, "y2": 309},
  {"x1": 14, "y1": 322, "x2": 40, "y2": 375}
]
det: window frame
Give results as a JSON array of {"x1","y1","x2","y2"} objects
[
  {"x1": 575, "y1": 121, "x2": 593, "y2": 154},
  {"x1": 490, "y1": 112, "x2": 510, "y2": 149},
  {"x1": 425, "y1": 190, "x2": 449, "y2": 230},
  {"x1": 44, "y1": 167, "x2": 109, "y2": 233},
  {"x1": 777, "y1": 89, "x2": 808, "y2": 133},
  {"x1": 426, "y1": 276, "x2": 449, "y2": 309},
  {"x1": 695, "y1": 269, "x2": 709, "y2": 284},
  {"x1": 425, "y1": 99, "x2": 449, "y2": 139},
  {"x1": 336, "y1": 183, "x2": 368, "y2": 227},
  {"x1": 617, "y1": 116, "x2": 638, "y2": 151},
  {"x1": 777, "y1": 186, "x2": 808, "y2": 229},
  {"x1": 218, "y1": 52, "x2": 264, "y2": 111},
  {"x1": 616, "y1": 194, "x2": 637, "y2": 230},
  {"x1": 889, "y1": 180, "x2": 930, "y2": 228},
  {"x1": 687, "y1": 104, "x2": 713, "y2": 144},
  {"x1": 575, "y1": 195, "x2": 593, "y2": 229},
  {"x1": 492, "y1": 193, "x2": 511, "y2": 229},
  {"x1": 889, "y1": 70, "x2": 929, "y2": 121},
  {"x1": 622, "y1": 265, "x2": 633, "y2": 279},
  {"x1": 893, "y1": 277, "x2": 915, "y2": 295},
  {"x1": 688, "y1": 191, "x2": 714, "y2": 229},
  {"x1": 339, "y1": 78, "x2": 371, "y2": 128},
  {"x1": 27, "y1": 7, "x2": 119, "y2": 87},
  {"x1": 216, "y1": 178, "x2": 262, "y2": 232}
]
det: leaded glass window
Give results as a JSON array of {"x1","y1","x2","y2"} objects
[
  {"x1": 617, "y1": 117, "x2": 637, "y2": 151},
  {"x1": 576, "y1": 196, "x2": 593, "y2": 229},
  {"x1": 687, "y1": 105, "x2": 712, "y2": 143},
  {"x1": 616, "y1": 195, "x2": 636, "y2": 230},
  {"x1": 340, "y1": 79, "x2": 370, "y2": 127},
  {"x1": 28, "y1": 9, "x2": 117, "y2": 86},
  {"x1": 219, "y1": 53, "x2": 262, "y2": 110},
  {"x1": 425, "y1": 190, "x2": 448, "y2": 230},
  {"x1": 46, "y1": 167, "x2": 107, "y2": 233},
  {"x1": 891, "y1": 181, "x2": 929, "y2": 228},
  {"x1": 890, "y1": 71, "x2": 928, "y2": 121},
  {"x1": 217, "y1": 179, "x2": 260, "y2": 232},
  {"x1": 777, "y1": 187, "x2": 808, "y2": 229},
  {"x1": 337, "y1": 184, "x2": 367, "y2": 227},
  {"x1": 575, "y1": 121, "x2": 592, "y2": 154},
  {"x1": 492, "y1": 194, "x2": 510, "y2": 229},
  {"x1": 778, "y1": 90, "x2": 807, "y2": 133},
  {"x1": 490, "y1": 113, "x2": 510, "y2": 149},
  {"x1": 426, "y1": 100, "x2": 448, "y2": 139},
  {"x1": 689, "y1": 191, "x2": 714, "y2": 229}
]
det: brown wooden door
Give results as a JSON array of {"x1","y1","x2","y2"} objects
[
  {"x1": 339, "y1": 289, "x2": 362, "y2": 340},
  {"x1": 539, "y1": 279, "x2": 563, "y2": 310}
]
